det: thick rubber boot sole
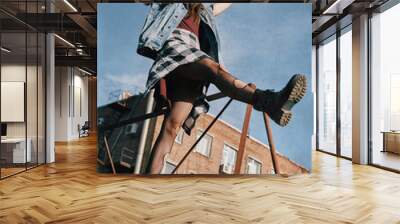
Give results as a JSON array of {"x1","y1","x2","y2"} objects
[
  {"x1": 270, "y1": 109, "x2": 292, "y2": 127},
  {"x1": 282, "y1": 74, "x2": 307, "y2": 111}
]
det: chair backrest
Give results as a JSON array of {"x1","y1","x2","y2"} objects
[{"x1": 82, "y1": 121, "x2": 90, "y2": 129}]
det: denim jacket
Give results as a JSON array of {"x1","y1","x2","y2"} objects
[{"x1": 137, "y1": 3, "x2": 221, "y2": 62}]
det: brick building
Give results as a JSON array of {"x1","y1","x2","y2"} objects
[{"x1": 150, "y1": 113, "x2": 308, "y2": 175}]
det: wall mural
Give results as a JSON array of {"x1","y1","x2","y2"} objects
[{"x1": 97, "y1": 2, "x2": 313, "y2": 175}]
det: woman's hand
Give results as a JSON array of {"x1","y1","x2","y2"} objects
[{"x1": 213, "y1": 3, "x2": 232, "y2": 16}]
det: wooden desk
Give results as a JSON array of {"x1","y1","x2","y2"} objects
[{"x1": 382, "y1": 131, "x2": 400, "y2": 154}]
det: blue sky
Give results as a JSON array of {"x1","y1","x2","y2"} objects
[{"x1": 98, "y1": 3, "x2": 313, "y2": 170}]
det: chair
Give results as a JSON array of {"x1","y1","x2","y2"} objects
[
  {"x1": 78, "y1": 121, "x2": 90, "y2": 138},
  {"x1": 99, "y1": 78, "x2": 281, "y2": 175}
]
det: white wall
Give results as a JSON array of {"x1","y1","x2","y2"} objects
[
  {"x1": 1, "y1": 65, "x2": 26, "y2": 138},
  {"x1": 55, "y1": 66, "x2": 69, "y2": 141},
  {"x1": 72, "y1": 73, "x2": 89, "y2": 138},
  {"x1": 1, "y1": 65, "x2": 41, "y2": 137},
  {"x1": 55, "y1": 67, "x2": 89, "y2": 141},
  {"x1": 1, "y1": 63, "x2": 46, "y2": 164}
]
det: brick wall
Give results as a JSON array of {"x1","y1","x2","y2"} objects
[{"x1": 150, "y1": 113, "x2": 308, "y2": 175}]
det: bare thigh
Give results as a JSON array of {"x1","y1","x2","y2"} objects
[
  {"x1": 163, "y1": 72, "x2": 201, "y2": 132},
  {"x1": 164, "y1": 100, "x2": 194, "y2": 132}
]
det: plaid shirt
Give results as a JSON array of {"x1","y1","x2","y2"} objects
[{"x1": 145, "y1": 28, "x2": 210, "y2": 94}]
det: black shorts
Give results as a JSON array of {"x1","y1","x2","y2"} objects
[{"x1": 165, "y1": 74, "x2": 206, "y2": 103}]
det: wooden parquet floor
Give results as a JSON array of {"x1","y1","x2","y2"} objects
[{"x1": 1, "y1": 135, "x2": 400, "y2": 224}]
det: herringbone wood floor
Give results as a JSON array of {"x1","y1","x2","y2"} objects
[{"x1": 1, "y1": 135, "x2": 400, "y2": 224}]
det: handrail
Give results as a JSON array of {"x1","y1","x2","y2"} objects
[{"x1": 99, "y1": 92, "x2": 227, "y2": 131}]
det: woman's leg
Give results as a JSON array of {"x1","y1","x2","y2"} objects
[
  {"x1": 172, "y1": 57, "x2": 307, "y2": 126},
  {"x1": 173, "y1": 58, "x2": 256, "y2": 104},
  {"x1": 148, "y1": 100, "x2": 195, "y2": 174}
]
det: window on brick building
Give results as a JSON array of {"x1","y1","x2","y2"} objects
[
  {"x1": 246, "y1": 157, "x2": 262, "y2": 174},
  {"x1": 175, "y1": 129, "x2": 184, "y2": 144},
  {"x1": 195, "y1": 130, "x2": 213, "y2": 157},
  {"x1": 162, "y1": 161, "x2": 176, "y2": 174},
  {"x1": 220, "y1": 144, "x2": 237, "y2": 174}
]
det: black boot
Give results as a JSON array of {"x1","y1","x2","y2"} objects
[{"x1": 253, "y1": 74, "x2": 307, "y2": 126}]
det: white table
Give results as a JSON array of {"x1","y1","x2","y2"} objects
[{"x1": 1, "y1": 138, "x2": 31, "y2": 163}]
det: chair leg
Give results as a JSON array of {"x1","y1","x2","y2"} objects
[
  {"x1": 104, "y1": 136, "x2": 117, "y2": 175},
  {"x1": 234, "y1": 103, "x2": 253, "y2": 174},
  {"x1": 263, "y1": 113, "x2": 280, "y2": 175},
  {"x1": 172, "y1": 98, "x2": 233, "y2": 174},
  {"x1": 234, "y1": 83, "x2": 256, "y2": 174}
]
